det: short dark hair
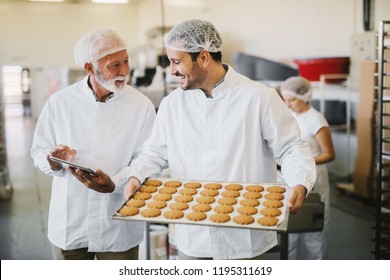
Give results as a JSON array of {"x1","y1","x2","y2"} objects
[{"x1": 190, "y1": 51, "x2": 222, "y2": 62}]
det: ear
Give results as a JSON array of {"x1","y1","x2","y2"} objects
[
  {"x1": 84, "y1": 63, "x2": 94, "y2": 75},
  {"x1": 199, "y1": 50, "x2": 210, "y2": 65}
]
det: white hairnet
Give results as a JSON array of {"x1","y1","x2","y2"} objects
[
  {"x1": 280, "y1": 76, "x2": 313, "y2": 102},
  {"x1": 166, "y1": 19, "x2": 223, "y2": 53},
  {"x1": 74, "y1": 28, "x2": 128, "y2": 67}
]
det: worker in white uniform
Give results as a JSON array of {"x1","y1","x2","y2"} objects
[
  {"x1": 280, "y1": 76, "x2": 335, "y2": 259},
  {"x1": 125, "y1": 19, "x2": 316, "y2": 260},
  {"x1": 30, "y1": 29, "x2": 156, "y2": 260}
]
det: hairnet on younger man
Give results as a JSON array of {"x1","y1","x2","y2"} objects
[
  {"x1": 74, "y1": 28, "x2": 128, "y2": 67},
  {"x1": 280, "y1": 76, "x2": 313, "y2": 102},
  {"x1": 166, "y1": 19, "x2": 223, "y2": 53}
]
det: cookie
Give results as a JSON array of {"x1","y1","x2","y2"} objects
[
  {"x1": 263, "y1": 200, "x2": 283, "y2": 208},
  {"x1": 237, "y1": 206, "x2": 257, "y2": 215},
  {"x1": 174, "y1": 195, "x2": 193, "y2": 203},
  {"x1": 260, "y1": 207, "x2": 282, "y2": 217},
  {"x1": 163, "y1": 210, "x2": 184, "y2": 219},
  {"x1": 192, "y1": 204, "x2": 212, "y2": 212},
  {"x1": 218, "y1": 197, "x2": 237, "y2": 206},
  {"x1": 214, "y1": 205, "x2": 234, "y2": 214},
  {"x1": 132, "y1": 192, "x2": 152, "y2": 201},
  {"x1": 153, "y1": 193, "x2": 172, "y2": 202},
  {"x1": 210, "y1": 213, "x2": 230, "y2": 223},
  {"x1": 204, "y1": 183, "x2": 222, "y2": 190},
  {"x1": 147, "y1": 201, "x2": 167, "y2": 209},
  {"x1": 139, "y1": 186, "x2": 158, "y2": 193},
  {"x1": 196, "y1": 196, "x2": 215, "y2": 204},
  {"x1": 243, "y1": 191, "x2": 262, "y2": 200},
  {"x1": 265, "y1": 193, "x2": 284, "y2": 200},
  {"x1": 140, "y1": 208, "x2": 161, "y2": 218},
  {"x1": 186, "y1": 212, "x2": 207, "y2": 222},
  {"x1": 233, "y1": 215, "x2": 254, "y2": 225},
  {"x1": 200, "y1": 189, "x2": 219, "y2": 197},
  {"x1": 158, "y1": 187, "x2": 177, "y2": 194},
  {"x1": 169, "y1": 202, "x2": 189, "y2": 211},
  {"x1": 179, "y1": 188, "x2": 198, "y2": 196},
  {"x1": 221, "y1": 190, "x2": 240, "y2": 198},
  {"x1": 224, "y1": 184, "x2": 243, "y2": 191},
  {"x1": 118, "y1": 206, "x2": 139, "y2": 216},
  {"x1": 257, "y1": 216, "x2": 279, "y2": 226},
  {"x1": 245, "y1": 185, "x2": 265, "y2": 192},
  {"x1": 184, "y1": 182, "x2": 202, "y2": 189},
  {"x1": 240, "y1": 199, "x2": 260, "y2": 207},
  {"x1": 126, "y1": 199, "x2": 146, "y2": 208},
  {"x1": 267, "y1": 186, "x2": 286, "y2": 193},
  {"x1": 144, "y1": 179, "x2": 163, "y2": 187},
  {"x1": 164, "y1": 181, "x2": 182, "y2": 188}
]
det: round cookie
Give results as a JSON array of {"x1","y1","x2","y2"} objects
[
  {"x1": 132, "y1": 192, "x2": 152, "y2": 201},
  {"x1": 233, "y1": 215, "x2": 254, "y2": 225},
  {"x1": 163, "y1": 210, "x2": 184, "y2": 219},
  {"x1": 245, "y1": 185, "x2": 265, "y2": 192},
  {"x1": 214, "y1": 205, "x2": 234, "y2": 214},
  {"x1": 179, "y1": 188, "x2": 198, "y2": 196},
  {"x1": 158, "y1": 187, "x2": 177, "y2": 195},
  {"x1": 210, "y1": 213, "x2": 230, "y2": 223},
  {"x1": 200, "y1": 189, "x2": 219, "y2": 197},
  {"x1": 144, "y1": 179, "x2": 163, "y2": 187},
  {"x1": 267, "y1": 185, "x2": 286, "y2": 193},
  {"x1": 118, "y1": 206, "x2": 139, "y2": 216},
  {"x1": 221, "y1": 190, "x2": 240, "y2": 198},
  {"x1": 153, "y1": 193, "x2": 172, "y2": 202},
  {"x1": 147, "y1": 200, "x2": 167, "y2": 209},
  {"x1": 257, "y1": 216, "x2": 279, "y2": 226},
  {"x1": 260, "y1": 207, "x2": 282, "y2": 217},
  {"x1": 164, "y1": 180, "x2": 182, "y2": 188},
  {"x1": 186, "y1": 212, "x2": 207, "y2": 222},
  {"x1": 174, "y1": 195, "x2": 193, "y2": 203},
  {"x1": 243, "y1": 191, "x2": 262, "y2": 200},
  {"x1": 224, "y1": 184, "x2": 243, "y2": 191},
  {"x1": 192, "y1": 204, "x2": 212, "y2": 212},
  {"x1": 237, "y1": 206, "x2": 257, "y2": 215},
  {"x1": 169, "y1": 202, "x2": 189, "y2": 211},
  {"x1": 239, "y1": 199, "x2": 260, "y2": 207},
  {"x1": 204, "y1": 183, "x2": 222, "y2": 190},
  {"x1": 218, "y1": 197, "x2": 237, "y2": 206},
  {"x1": 263, "y1": 200, "x2": 283, "y2": 208},
  {"x1": 139, "y1": 185, "x2": 158, "y2": 193},
  {"x1": 126, "y1": 199, "x2": 146, "y2": 208},
  {"x1": 184, "y1": 182, "x2": 202, "y2": 189},
  {"x1": 265, "y1": 193, "x2": 284, "y2": 200},
  {"x1": 141, "y1": 208, "x2": 161, "y2": 218},
  {"x1": 196, "y1": 196, "x2": 215, "y2": 204}
]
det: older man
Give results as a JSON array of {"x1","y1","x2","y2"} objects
[{"x1": 31, "y1": 29, "x2": 156, "y2": 260}]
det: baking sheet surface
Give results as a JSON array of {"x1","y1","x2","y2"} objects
[{"x1": 113, "y1": 178, "x2": 289, "y2": 232}]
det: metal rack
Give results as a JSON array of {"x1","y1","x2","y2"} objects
[{"x1": 374, "y1": 20, "x2": 390, "y2": 260}]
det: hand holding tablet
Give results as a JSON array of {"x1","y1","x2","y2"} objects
[{"x1": 48, "y1": 155, "x2": 98, "y2": 177}]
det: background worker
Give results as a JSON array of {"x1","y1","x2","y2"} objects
[{"x1": 281, "y1": 76, "x2": 335, "y2": 259}]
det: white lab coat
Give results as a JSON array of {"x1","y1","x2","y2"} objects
[
  {"x1": 129, "y1": 65, "x2": 316, "y2": 259},
  {"x1": 31, "y1": 76, "x2": 156, "y2": 252}
]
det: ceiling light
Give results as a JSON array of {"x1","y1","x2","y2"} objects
[
  {"x1": 92, "y1": 0, "x2": 129, "y2": 3},
  {"x1": 29, "y1": 0, "x2": 65, "y2": 2}
]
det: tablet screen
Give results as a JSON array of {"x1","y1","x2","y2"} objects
[{"x1": 48, "y1": 155, "x2": 98, "y2": 176}]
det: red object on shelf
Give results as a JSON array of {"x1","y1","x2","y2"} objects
[{"x1": 293, "y1": 57, "x2": 350, "y2": 83}]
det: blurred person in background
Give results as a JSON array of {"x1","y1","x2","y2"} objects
[
  {"x1": 281, "y1": 76, "x2": 335, "y2": 259},
  {"x1": 31, "y1": 29, "x2": 155, "y2": 260}
]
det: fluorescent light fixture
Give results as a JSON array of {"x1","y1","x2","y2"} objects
[
  {"x1": 92, "y1": 0, "x2": 129, "y2": 3},
  {"x1": 29, "y1": 0, "x2": 65, "y2": 2}
]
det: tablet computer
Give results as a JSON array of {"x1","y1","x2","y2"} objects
[{"x1": 48, "y1": 155, "x2": 98, "y2": 177}]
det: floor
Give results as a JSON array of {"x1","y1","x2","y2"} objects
[{"x1": 0, "y1": 111, "x2": 376, "y2": 260}]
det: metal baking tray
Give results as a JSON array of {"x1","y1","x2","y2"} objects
[{"x1": 112, "y1": 178, "x2": 289, "y2": 232}]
